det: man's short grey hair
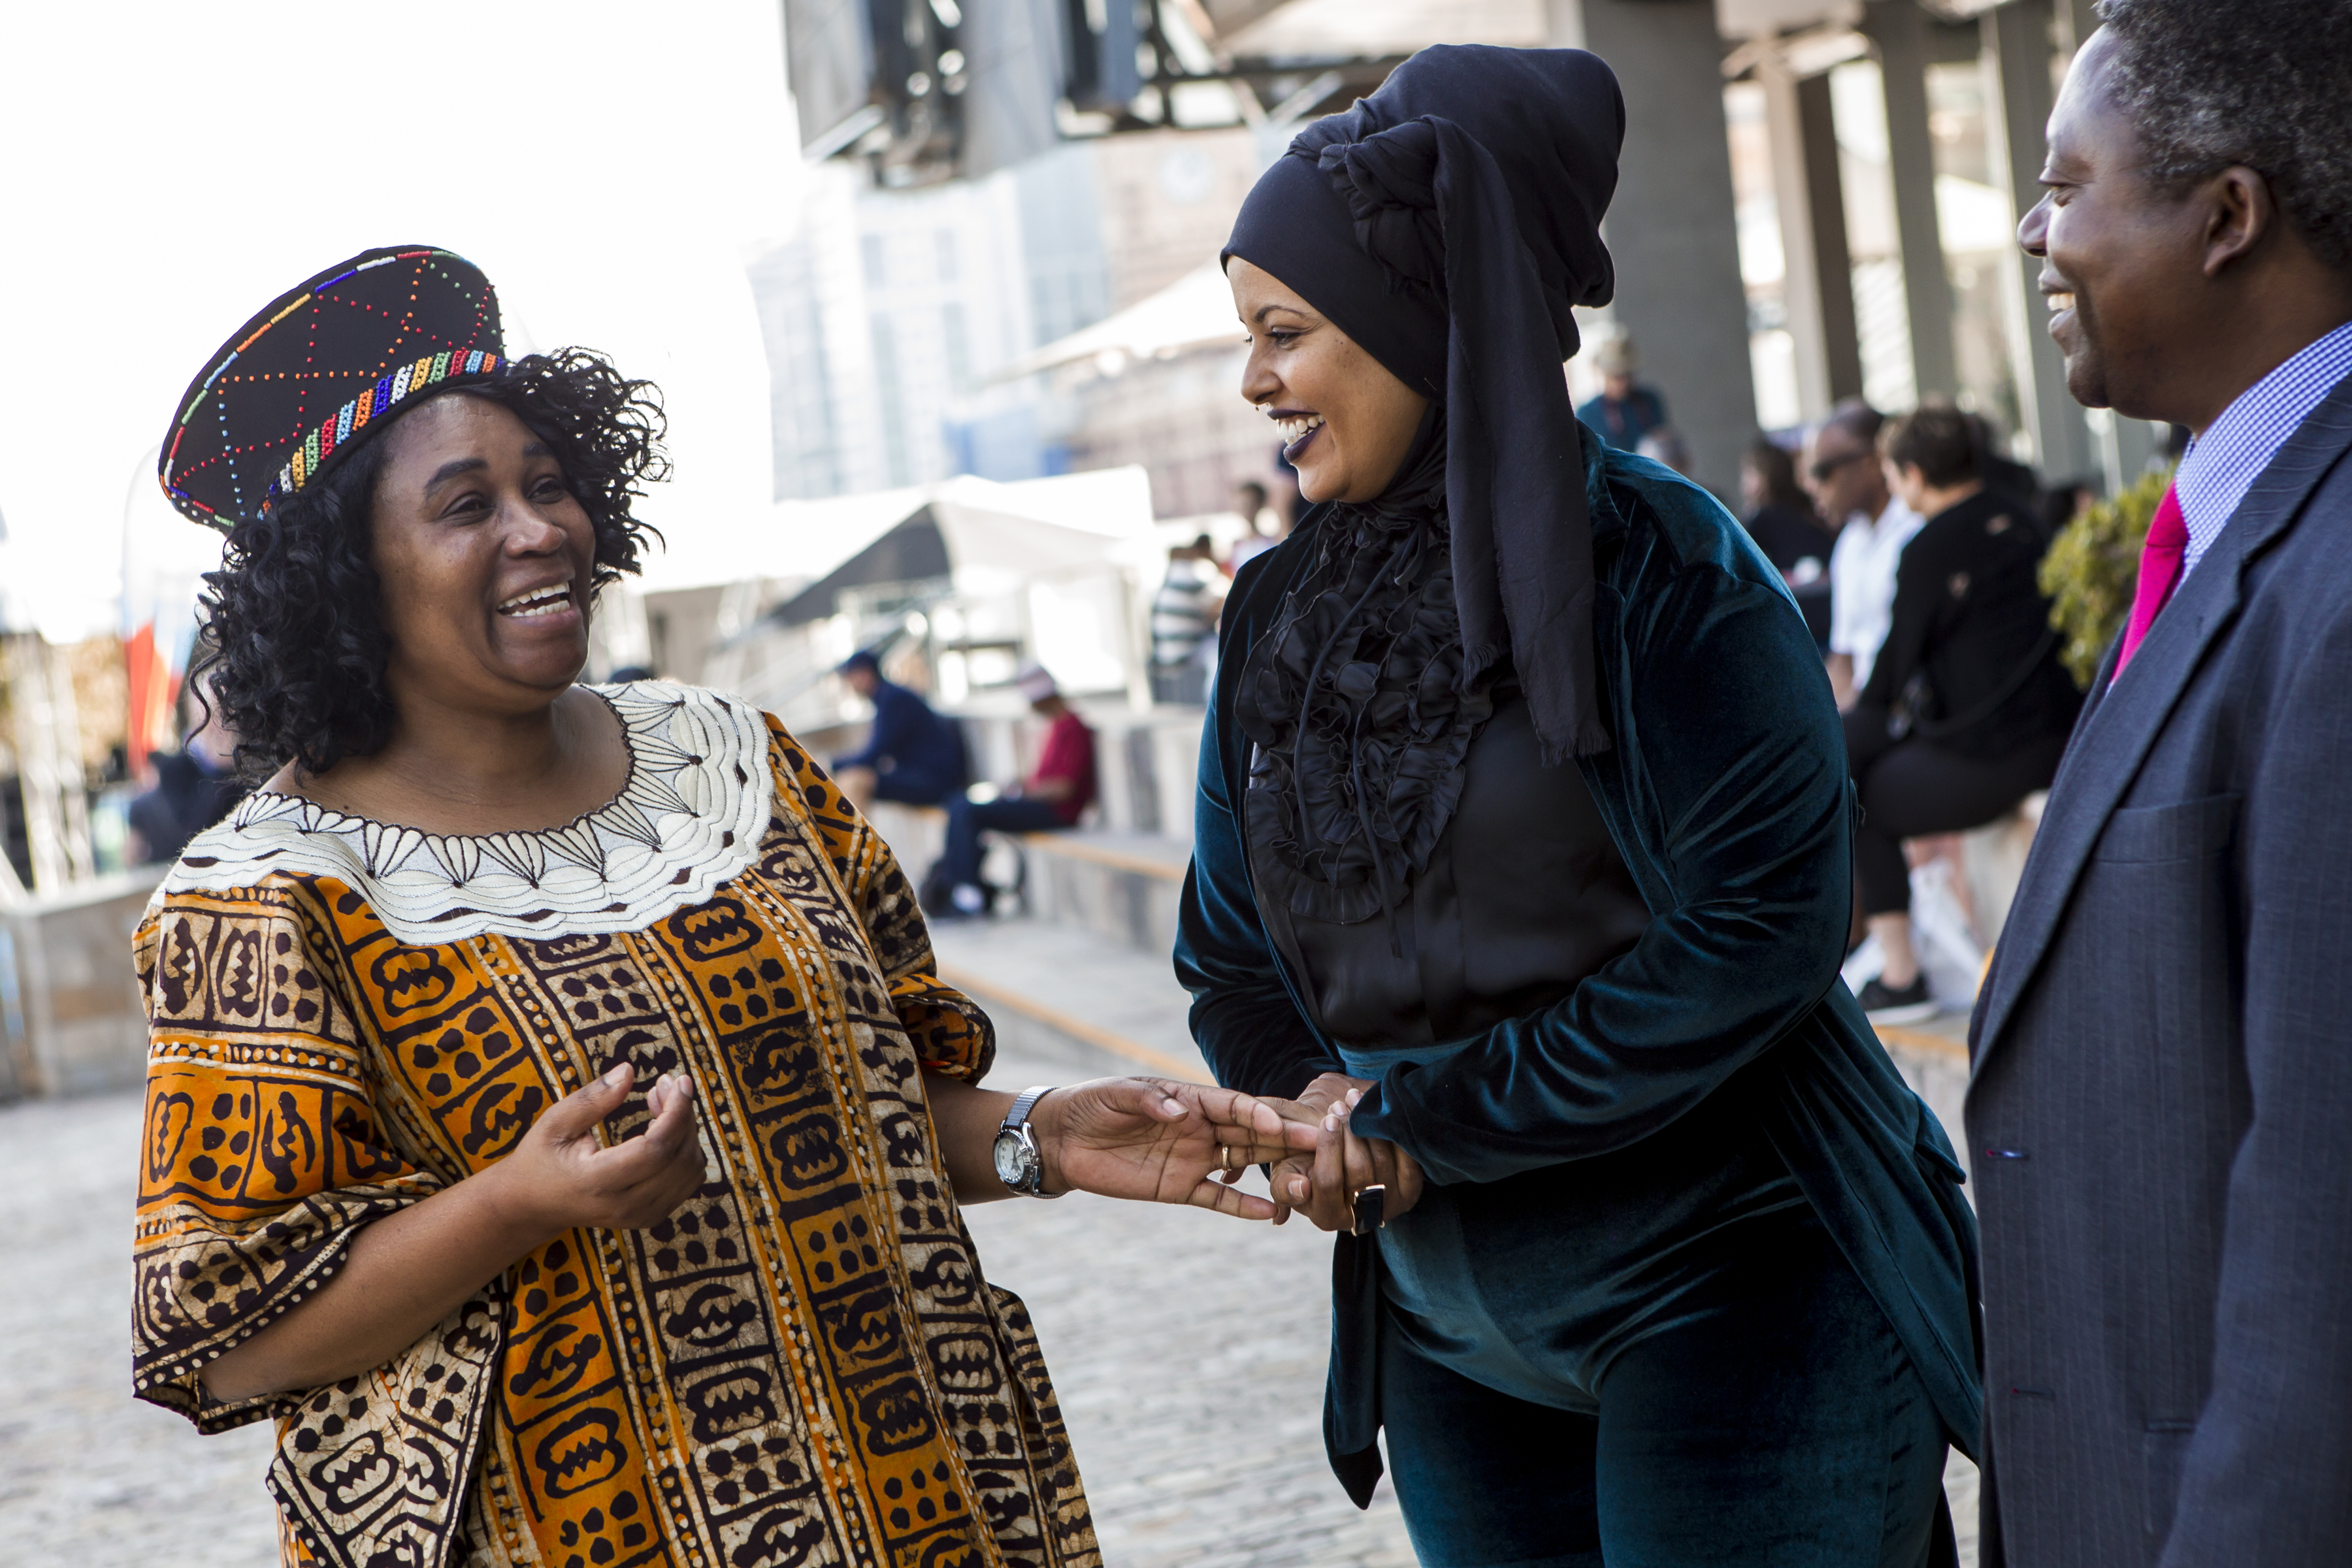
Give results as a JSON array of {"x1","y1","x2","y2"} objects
[{"x1": 2097, "y1": 0, "x2": 2352, "y2": 272}]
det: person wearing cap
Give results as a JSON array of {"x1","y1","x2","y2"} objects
[
  {"x1": 129, "y1": 248, "x2": 1313, "y2": 1568},
  {"x1": 830, "y1": 647, "x2": 967, "y2": 811},
  {"x1": 1179, "y1": 45, "x2": 1980, "y2": 1563},
  {"x1": 1573, "y1": 329, "x2": 1670, "y2": 452},
  {"x1": 930, "y1": 666, "x2": 1096, "y2": 917}
]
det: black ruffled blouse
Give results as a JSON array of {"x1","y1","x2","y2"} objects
[
  {"x1": 1235, "y1": 422, "x2": 1495, "y2": 929},
  {"x1": 1233, "y1": 413, "x2": 1653, "y2": 1049}
]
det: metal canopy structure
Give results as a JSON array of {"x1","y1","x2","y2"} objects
[
  {"x1": 781, "y1": 0, "x2": 1533, "y2": 186},
  {"x1": 776, "y1": 0, "x2": 2161, "y2": 498}
]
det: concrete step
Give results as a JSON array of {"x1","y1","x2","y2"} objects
[
  {"x1": 1011, "y1": 828, "x2": 1187, "y2": 958},
  {"x1": 1, "y1": 869, "x2": 163, "y2": 1102},
  {"x1": 865, "y1": 801, "x2": 1192, "y2": 960}
]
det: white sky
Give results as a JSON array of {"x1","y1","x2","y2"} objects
[{"x1": 0, "y1": 1, "x2": 806, "y2": 643}]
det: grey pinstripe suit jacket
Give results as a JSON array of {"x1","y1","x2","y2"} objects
[{"x1": 1968, "y1": 376, "x2": 2352, "y2": 1565}]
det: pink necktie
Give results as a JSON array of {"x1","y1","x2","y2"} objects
[{"x1": 2113, "y1": 483, "x2": 2187, "y2": 681}]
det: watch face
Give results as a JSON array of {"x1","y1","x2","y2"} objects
[{"x1": 992, "y1": 1129, "x2": 1028, "y2": 1186}]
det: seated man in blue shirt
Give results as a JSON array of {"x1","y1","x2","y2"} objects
[{"x1": 831, "y1": 650, "x2": 966, "y2": 812}]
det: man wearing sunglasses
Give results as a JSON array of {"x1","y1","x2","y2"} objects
[{"x1": 1808, "y1": 401, "x2": 1925, "y2": 708}]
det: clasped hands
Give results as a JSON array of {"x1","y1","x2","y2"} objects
[
  {"x1": 494, "y1": 1062, "x2": 1414, "y2": 1233},
  {"x1": 1001, "y1": 1072, "x2": 1419, "y2": 1229},
  {"x1": 1237, "y1": 1071, "x2": 1426, "y2": 1232}
]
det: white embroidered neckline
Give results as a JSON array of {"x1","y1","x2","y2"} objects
[{"x1": 158, "y1": 683, "x2": 775, "y2": 945}]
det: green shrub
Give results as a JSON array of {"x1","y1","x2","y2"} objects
[{"x1": 2039, "y1": 465, "x2": 2176, "y2": 688}]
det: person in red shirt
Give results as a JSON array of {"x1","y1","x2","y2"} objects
[{"x1": 930, "y1": 664, "x2": 1095, "y2": 917}]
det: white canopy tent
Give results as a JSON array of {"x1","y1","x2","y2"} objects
[
  {"x1": 629, "y1": 466, "x2": 1158, "y2": 596},
  {"x1": 636, "y1": 466, "x2": 1164, "y2": 735},
  {"x1": 993, "y1": 263, "x2": 1244, "y2": 384}
]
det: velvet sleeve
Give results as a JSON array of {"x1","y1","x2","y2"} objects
[
  {"x1": 1173, "y1": 698, "x2": 1342, "y2": 1102},
  {"x1": 1347, "y1": 564, "x2": 1853, "y2": 1184}
]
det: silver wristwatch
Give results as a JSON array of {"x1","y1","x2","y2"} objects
[{"x1": 992, "y1": 1086, "x2": 1065, "y2": 1198}]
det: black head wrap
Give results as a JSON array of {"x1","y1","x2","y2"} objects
[{"x1": 1225, "y1": 44, "x2": 1624, "y2": 762}]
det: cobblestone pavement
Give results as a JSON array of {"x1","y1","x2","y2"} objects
[
  {"x1": 970, "y1": 1044, "x2": 1978, "y2": 1568},
  {"x1": 0, "y1": 1066, "x2": 1413, "y2": 1567},
  {"x1": 3, "y1": 1047, "x2": 1974, "y2": 1566},
  {"x1": 965, "y1": 1049, "x2": 1417, "y2": 1568}
]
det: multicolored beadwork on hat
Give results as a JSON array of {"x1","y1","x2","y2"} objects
[{"x1": 158, "y1": 246, "x2": 504, "y2": 532}]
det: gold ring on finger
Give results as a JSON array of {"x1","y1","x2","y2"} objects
[{"x1": 1220, "y1": 1143, "x2": 1237, "y2": 1173}]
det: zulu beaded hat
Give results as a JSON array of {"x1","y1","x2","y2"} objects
[{"x1": 159, "y1": 246, "x2": 504, "y2": 532}]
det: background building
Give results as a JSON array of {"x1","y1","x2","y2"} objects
[
  {"x1": 745, "y1": 120, "x2": 1281, "y2": 512},
  {"x1": 760, "y1": 0, "x2": 2168, "y2": 512}
]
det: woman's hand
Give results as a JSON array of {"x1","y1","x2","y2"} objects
[
  {"x1": 1032, "y1": 1077, "x2": 1319, "y2": 1220},
  {"x1": 485, "y1": 1060, "x2": 708, "y2": 1238},
  {"x1": 1258, "y1": 1073, "x2": 1426, "y2": 1232},
  {"x1": 1256, "y1": 1071, "x2": 1355, "y2": 1226}
]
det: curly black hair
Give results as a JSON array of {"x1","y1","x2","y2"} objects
[
  {"x1": 2097, "y1": 0, "x2": 2352, "y2": 272},
  {"x1": 193, "y1": 349, "x2": 668, "y2": 782}
]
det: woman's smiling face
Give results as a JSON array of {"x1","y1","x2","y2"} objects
[
  {"x1": 1229, "y1": 257, "x2": 1429, "y2": 505},
  {"x1": 369, "y1": 393, "x2": 598, "y2": 717}
]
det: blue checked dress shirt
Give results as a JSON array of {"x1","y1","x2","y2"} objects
[{"x1": 2174, "y1": 319, "x2": 2352, "y2": 582}]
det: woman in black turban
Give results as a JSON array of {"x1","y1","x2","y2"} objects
[{"x1": 1175, "y1": 46, "x2": 1984, "y2": 1564}]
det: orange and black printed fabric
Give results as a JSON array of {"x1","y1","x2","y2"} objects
[{"x1": 133, "y1": 721, "x2": 1100, "y2": 1568}]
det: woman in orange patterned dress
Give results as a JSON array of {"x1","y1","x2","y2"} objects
[{"x1": 134, "y1": 248, "x2": 1311, "y2": 1568}]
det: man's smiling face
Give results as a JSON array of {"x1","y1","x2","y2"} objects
[{"x1": 2018, "y1": 29, "x2": 2214, "y2": 418}]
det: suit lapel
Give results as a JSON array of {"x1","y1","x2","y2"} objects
[{"x1": 1972, "y1": 379, "x2": 2352, "y2": 1071}]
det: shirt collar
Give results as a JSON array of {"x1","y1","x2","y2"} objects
[{"x1": 2174, "y1": 319, "x2": 2352, "y2": 566}]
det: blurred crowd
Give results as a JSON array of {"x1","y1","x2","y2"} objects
[{"x1": 1737, "y1": 391, "x2": 2118, "y2": 1022}]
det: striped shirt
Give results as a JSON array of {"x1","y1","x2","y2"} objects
[{"x1": 2176, "y1": 319, "x2": 2352, "y2": 581}]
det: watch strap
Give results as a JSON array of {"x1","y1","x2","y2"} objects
[{"x1": 1003, "y1": 1085, "x2": 1054, "y2": 1134}]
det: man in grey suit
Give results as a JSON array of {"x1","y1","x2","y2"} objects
[{"x1": 1970, "y1": 3, "x2": 2352, "y2": 1561}]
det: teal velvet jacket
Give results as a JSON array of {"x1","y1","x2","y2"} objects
[{"x1": 1174, "y1": 429, "x2": 1983, "y2": 1502}]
